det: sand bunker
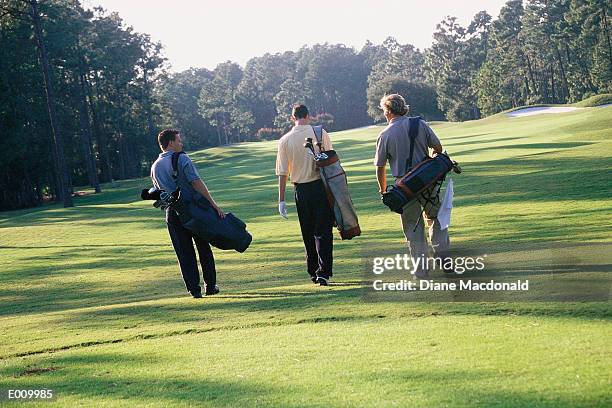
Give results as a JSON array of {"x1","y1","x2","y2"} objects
[{"x1": 506, "y1": 106, "x2": 581, "y2": 117}]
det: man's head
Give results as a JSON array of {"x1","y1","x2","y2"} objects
[
  {"x1": 379, "y1": 94, "x2": 409, "y2": 121},
  {"x1": 158, "y1": 129, "x2": 183, "y2": 152},
  {"x1": 291, "y1": 104, "x2": 309, "y2": 124}
]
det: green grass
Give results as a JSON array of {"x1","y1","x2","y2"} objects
[
  {"x1": 1, "y1": 105, "x2": 611, "y2": 407},
  {"x1": 573, "y1": 93, "x2": 612, "y2": 107}
]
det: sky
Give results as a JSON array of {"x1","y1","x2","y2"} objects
[{"x1": 81, "y1": 0, "x2": 508, "y2": 72}]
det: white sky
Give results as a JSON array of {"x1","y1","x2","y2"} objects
[{"x1": 82, "y1": 0, "x2": 508, "y2": 72}]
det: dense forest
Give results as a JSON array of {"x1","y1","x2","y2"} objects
[{"x1": 0, "y1": 0, "x2": 610, "y2": 210}]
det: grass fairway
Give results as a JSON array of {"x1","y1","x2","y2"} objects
[{"x1": 1, "y1": 106, "x2": 611, "y2": 407}]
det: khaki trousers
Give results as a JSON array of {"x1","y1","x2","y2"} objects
[{"x1": 399, "y1": 186, "x2": 450, "y2": 275}]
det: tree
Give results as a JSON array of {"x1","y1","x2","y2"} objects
[
  {"x1": 566, "y1": 0, "x2": 612, "y2": 94},
  {"x1": 0, "y1": 0, "x2": 53, "y2": 209},
  {"x1": 367, "y1": 78, "x2": 444, "y2": 121},
  {"x1": 273, "y1": 78, "x2": 310, "y2": 130},
  {"x1": 235, "y1": 52, "x2": 295, "y2": 132},
  {"x1": 294, "y1": 44, "x2": 370, "y2": 130},
  {"x1": 197, "y1": 61, "x2": 252, "y2": 145},
  {"x1": 475, "y1": 0, "x2": 530, "y2": 114},
  {"x1": 426, "y1": 16, "x2": 483, "y2": 121},
  {"x1": 475, "y1": 0, "x2": 610, "y2": 115},
  {"x1": 158, "y1": 68, "x2": 217, "y2": 148},
  {"x1": 0, "y1": 1, "x2": 169, "y2": 209},
  {"x1": 367, "y1": 37, "x2": 427, "y2": 120},
  {"x1": 27, "y1": 0, "x2": 74, "y2": 207}
]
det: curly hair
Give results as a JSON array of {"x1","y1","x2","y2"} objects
[{"x1": 379, "y1": 94, "x2": 409, "y2": 116}]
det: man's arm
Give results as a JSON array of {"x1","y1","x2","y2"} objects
[
  {"x1": 376, "y1": 166, "x2": 387, "y2": 195},
  {"x1": 278, "y1": 175, "x2": 287, "y2": 202},
  {"x1": 178, "y1": 155, "x2": 224, "y2": 217},
  {"x1": 278, "y1": 175, "x2": 288, "y2": 219},
  {"x1": 275, "y1": 139, "x2": 290, "y2": 219},
  {"x1": 191, "y1": 179, "x2": 225, "y2": 218},
  {"x1": 322, "y1": 129, "x2": 333, "y2": 150},
  {"x1": 374, "y1": 133, "x2": 388, "y2": 194},
  {"x1": 423, "y1": 121, "x2": 443, "y2": 154}
]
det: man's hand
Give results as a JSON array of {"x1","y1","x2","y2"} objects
[
  {"x1": 278, "y1": 201, "x2": 288, "y2": 219},
  {"x1": 278, "y1": 175, "x2": 288, "y2": 219},
  {"x1": 213, "y1": 204, "x2": 225, "y2": 218},
  {"x1": 191, "y1": 179, "x2": 225, "y2": 218}
]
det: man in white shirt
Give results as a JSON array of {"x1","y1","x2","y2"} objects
[{"x1": 276, "y1": 104, "x2": 334, "y2": 285}]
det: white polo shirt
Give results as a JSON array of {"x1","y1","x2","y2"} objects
[{"x1": 276, "y1": 125, "x2": 333, "y2": 184}]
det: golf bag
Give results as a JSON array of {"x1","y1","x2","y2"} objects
[
  {"x1": 309, "y1": 126, "x2": 361, "y2": 240},
  {"x1": 141, "y1": 153, "x2": 252, "y2": 253},
  {"x1": 381, "y1": 117, "x2": 460, "y2": 214}
]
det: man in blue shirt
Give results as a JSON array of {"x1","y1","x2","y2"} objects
[{"x1": 151, "y1": 129, "x2": 224, "y2": 298}]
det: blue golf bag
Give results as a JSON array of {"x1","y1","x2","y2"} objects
[
  {"x1": 172, "y1": 193, "x2": 252, "y2": 252},
  {"x1": 141, "y1": 152, "x2": 252, "y2": 253}
]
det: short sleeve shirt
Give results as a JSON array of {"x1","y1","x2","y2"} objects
[
  {"x1": 276, "y1": 125, "x2": 333, "y2": 184},
  {"x1": 150, "y1": 150, "x2": 202, "y2": 199},
  {"x1": 374, "y1": 116, "x2": 441, "y2": 177}
]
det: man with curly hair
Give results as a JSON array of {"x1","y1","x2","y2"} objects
[{"x1": 374, "y1": 94, "x2": 451, "y2": 278}]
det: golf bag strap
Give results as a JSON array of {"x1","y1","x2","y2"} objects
[
  {"x1": 312, "y1": 125, "x2": 324, "y2": 154},
  {"x1": 405, "y1": 116, "x2": 422, "y2": 174},
  {"x1": 171, "y1": 151, "x2": 186, "y2": 181}
]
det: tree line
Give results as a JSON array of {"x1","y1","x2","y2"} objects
[{"x1": 0, "y1": 0, "x2": 609, "y2": 210}]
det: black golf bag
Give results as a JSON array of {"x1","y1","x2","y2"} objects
[{"x1": 381, "y1": 117, "x2": 460, "y2": 214}]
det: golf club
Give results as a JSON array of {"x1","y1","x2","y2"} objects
[{"x1": 304, "y1": 137, "x2": 316, "y2": 156}]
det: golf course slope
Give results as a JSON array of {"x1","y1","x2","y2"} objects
[{"x1": 1, "y1": 105, "x2": 611, "y2": 407}]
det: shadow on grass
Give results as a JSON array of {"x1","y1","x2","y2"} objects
[
  {"x1": 0, "y1": 242, "x2": 361, "y2": 318},
  {"x1": 0, "y1": 352, "x2": 322, "y2": 408},
  {"x1": 1, "y1": 352, "x2": 609, "y2": 407},
  {"x1": 443, "y1": 155, "x2": 611, "y2": 207},
  {"x1": 0, "y1": 244, "x2": 164, "y2": 250},
  {"x1": 357, "y1": 368, "x2": 609, "y2": 407},
  {"x1": 445, "y1": 135, "x2": 523, "y2": 147},
  {"x1": 50, "y1": 288, "x2": 366, "y2": 325},
  {"x1": 0, "y1": 205, "x2": 156, "y2": 228},
  {"x1": 49, "y1": 285, "x2": 611, "y2": 329}
]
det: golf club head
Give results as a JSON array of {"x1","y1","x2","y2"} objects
[
  {"x1": 303, "y1": 137, "x2": 316, "y2": 156},
  {"x1": 452, "y1": 161, "x2": 462, "y2": 174},
  {"x1": 159, "y1": 189, "x2": 179, "y2": 207},
  {"x1": 141, "y1": 187, "x2": 163, "y2": 200}
]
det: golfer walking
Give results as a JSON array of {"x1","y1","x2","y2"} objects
[
  {"x1": 374, "y1": 94, "x2": 451, "y2": 278},
  {"x1": 276, "y1": 104, "x2": 334, "y2": 285},
  {"x1": 151, "y1": 129, "x2": 224, "y2": 298}
]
